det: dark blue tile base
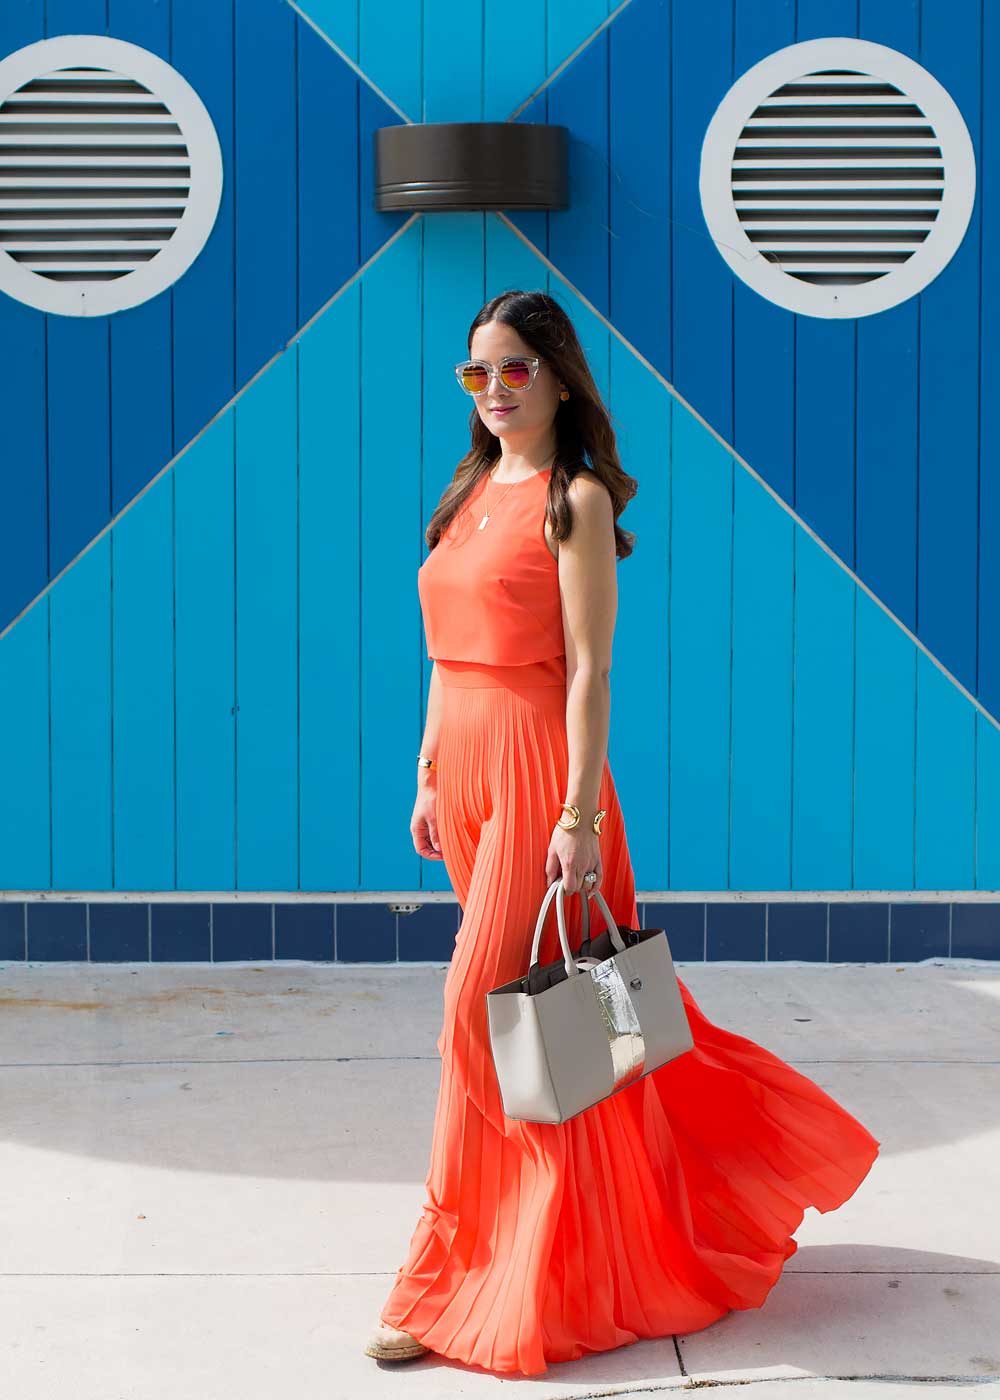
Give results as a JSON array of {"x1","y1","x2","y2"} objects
[{"x1": 0, "y1": 899, "x2": 997, "y2": 964}]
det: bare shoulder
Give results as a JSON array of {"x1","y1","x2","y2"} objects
[{"x1": 565, "y1": 469, "x2": 613, "y2": 518}]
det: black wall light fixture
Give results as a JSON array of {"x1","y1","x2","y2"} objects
[{"x1": 374, "y1": 122, "x2": 568, "y2": 212}]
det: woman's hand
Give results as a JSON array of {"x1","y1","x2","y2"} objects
[
  {"x1": 545, "y1": 822, "x2": 602, "y2": 895},
  {"x1": 411, "y1": 789, "x2": 443, "y2": 860}
]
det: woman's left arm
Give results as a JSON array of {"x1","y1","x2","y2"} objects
[{"x1": 544, "y1": 473, "x2": 618, "y2": 896}]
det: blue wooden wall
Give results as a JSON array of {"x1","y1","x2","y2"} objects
[{"x1": 0, "y1": 0, "x2": 998, "y2": 920}]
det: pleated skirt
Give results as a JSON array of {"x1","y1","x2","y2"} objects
[{"x1": 379, "y1": 657, "x2": 881, "y2": 1376}]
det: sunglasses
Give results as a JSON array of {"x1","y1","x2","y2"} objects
[{"x1": 454, "y1": 355, "x2": 543, "y2": 396}]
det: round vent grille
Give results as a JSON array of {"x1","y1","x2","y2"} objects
[
  {"x1": 0, "y1": 35, "x2": 222, "y2": 317},
  {"x1": 700, "y1": 38, "x2": 976, "y2": 318}
]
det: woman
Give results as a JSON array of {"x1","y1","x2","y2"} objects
[{"x1": 365, "y1": 289, "x2": 880, "y2": 1376}]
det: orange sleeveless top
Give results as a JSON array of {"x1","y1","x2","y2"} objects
[{"x1": 417, "y1": 466, "x2": 564, "y2": 667}]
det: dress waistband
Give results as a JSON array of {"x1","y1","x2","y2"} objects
[{"x1": 435, "y1": 657, "x2": 566, "y2": 689}]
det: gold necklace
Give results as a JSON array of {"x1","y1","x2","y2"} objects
[{"x1": 477, "y1": 455, "x2": 555, "y2": 530}]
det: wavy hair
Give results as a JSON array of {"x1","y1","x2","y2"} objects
[{"x1": 424, "y1": 290, "x2": 637, "y2": 559}]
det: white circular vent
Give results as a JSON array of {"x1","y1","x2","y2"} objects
[
  {"x1": 699, "y1": 38, "x2": 976, "y2": 318},
  {"x1": 0, "y1": 35, "x2": 222, "y2": 317}
]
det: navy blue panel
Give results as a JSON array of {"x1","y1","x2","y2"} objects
[
  {"x1": 547, "y1": 29, "x2": 610, "y2": 317},
  {"x1": 275, "y1": 902, "x2": 335, "y2": 960},
  {"x1": 234, "y1": 0, "x2": 297, "y2": 387},
  {"x1": 707, "y1": 902, "x2": 766, "y2": 960},
  {"x1": 108, "y1": 0, "x2": 173, "y2": 515},
  {"x1": 172, "y1": 0, "x2": 236, "y2": 452},
  {"x1": 151, "y1": 902, "x2": 211, "y2": 961},
  {"x1": 510, "y1": 88, "x2": 550, "y2": 258},
  {"x1": 397, "y1": 902, "x2": 459, "y2": 961},
  {"x1": 0, "y1": 6, "x2": 46, "y2": 629},
  {"x1": 889, "y1": 902, "x2": 949, "y2": 961},
  {"x1": 829, "y1": 902, "x2": 890, "y2": 962},
  {"x1": 0, "y1": 902, "x2": 26, "y2": 960},
  {"x1": 336, "y1": 902, "x2": 396, "y2": 961},
  {"x1": 358, "y1": 82, "x2": 411, "y2": 267},
  {"x1": 608, "y1": 0, "x2": 671, "y2": 381},
  {"x1": 951, "y1": 903, "x2": 1000, "y2": 958},
  {"x1": 297, "y1": 12, "x2": 359, "y2": 326},
  {"x1": 646, "y1": 901, "x2": 705, "y2": 961},
  {"x1": 732, "y1": 1, "x2": 796, "y2": 504},
  {"x1": 89, "y1": 902, "x2": 149, "y2": 960},
  {"x1": 26, "y1": 902, "x2": 87, "y2": 960},
  {"x1": 212, "y1": 902, "x2": 272, "y2": 960},
  {"x1": 767, "y1": 902, "x2": 827, "y2": 961},
  {"x1": 672, "y1": 0, "x2": 733, "y2": 440}
]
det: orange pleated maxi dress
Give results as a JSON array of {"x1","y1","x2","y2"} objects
[{"x1": 380, "y1": 465, "x2": 880, "y2": 1376}]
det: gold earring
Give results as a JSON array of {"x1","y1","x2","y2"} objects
[{"x1": 559, "y1": 388, "x2": 570, "y2": 401}]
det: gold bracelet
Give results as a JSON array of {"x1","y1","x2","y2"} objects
[
  {"x1": 556, "y1": 802, "x2": 608, "y2": 835},
  {"x1": 416, "y1": 755, "x2": 437, "y2": 770}
]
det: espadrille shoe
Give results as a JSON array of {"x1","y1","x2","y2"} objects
[{"x1": 363, "y1": 1318, "x2": 429, "y2": 1361}]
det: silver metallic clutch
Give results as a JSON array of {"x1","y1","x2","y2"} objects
[{"x1": 485, "y1": 877, "x2": 694, "y2": 1124}]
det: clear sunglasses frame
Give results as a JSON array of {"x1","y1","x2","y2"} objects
[{"x1": 454, "y1": 355, "x2": 544, "y2": 396}]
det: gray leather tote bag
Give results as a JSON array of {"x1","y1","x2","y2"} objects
[{"x1": 485, "y1": 877, "x2": 693, "y2": 1124}]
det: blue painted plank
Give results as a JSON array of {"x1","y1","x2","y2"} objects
[
  {"x1": 0, "y1": 601, "x2": 50, "y2": 890},
  {"x1": 853, "y1": 588, "x2": 916, "y2": 889},
  {"x1": 359, "y1": 221, "x2": 423, "y2": 889},
  {"x1": 0, "y1": 300, "x2": 47, "y2": 634},
  {"x1": 424, "y1": 0, "x2": 484, "y2": 122},
  {"x1": 174, "y1": 414, "x2": 236, "y2": 890},
  {"x1": 107, "y1": 0, "x2": 173, "y2": 516},
  {"x1": 917, "y1": 0, "x2": 981, "y2": 698},
  {"x1": 795, "y1": 318, "x2": 856, "y2": 568},
  {"x1": 297, "y1": 11, "x2": 360, "y2": 328},
  {"x1": 234, "y1": 349, "x2": 298, "y2": 889},
  {"x1": 509, "y1": 87, "x2": 551, "y2": 259},
  {"x1": 608, "y1": 341, "x2": 671, "y2": 889},
  {"x1": 47, "y1": 318, "x2": 112, "y2": 618},
  {"x1": 982, "y1": 0, "x2": 1000, "y2": 717},
  {"x1": 111, "y1": 475, "x2": 175, "y2": 889},
  {"x1": 672, "y1": 0, "x2": 734, "y2": 440},
  {"x1": 547, "y1": 30, "x2": 611, "y2": 320},
  {"x1": 422, "y1": 213, "x2": 489, "y2": 893},
  {"x1": 485, "y1": 0, "x2": 546, "y2": 120},
  {"x1": 856, "y1": 0, "x2": 921, "y2": 632},
  {"x1": 669, "y1": 410, "x2": 732, "y2": 890},
  {"x1": 358, "y1": 0, "x2": 421, "y2": 120},
  {"x1": 791, "y1": 537, "x2": 854, "y2": 889},
  {"x1": 172, "y1": 0, "x2": 236, "y2": 453},
  {"x1": 298, "y1": 282, "x2": 362, "y2": 891},
  {"x1": 976, "y1": 711, "x2": 1000, "y2": 889},
  {"x1": 608, "y1": 0, "x2": 671, "y2": 384},
  {"x1": 358, "y1": 82, "x2": 411, "y2": 267},
  {"x1": 234, "y1": 0, "x2": 298, "y2": 387},
  {"x1": 50, "y1": 535, "x2": 113, "y2": 889},
  {"x1": 294, "y1": 0, "x2": 358, "y2": 64},
  {"x1": 915, "y1": 650, "x2": 975, "y2": 888},
  {"x1": 0, "y1": 4, "x2": 46, "y2": 634},
  {"x1": 856, "y1": 299, "x2": 919, "y2": 633},
  {"x1": 793, "y1": 0, "x2": 858, "y2": 571},
  {"x1": 732, "y1": 0, "x2": 796, "y2": 506},
  {"x1": 46, "y1": 0, "x2": 104, "y2": 34},
  {"x1": 730, "y1": 468, "x2": 794, "y2": 891}
]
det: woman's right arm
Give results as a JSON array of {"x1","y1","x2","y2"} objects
[{"x1": 411, "y1": 661, "x2": 444, "y2": 859}]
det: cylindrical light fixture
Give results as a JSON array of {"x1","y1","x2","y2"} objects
[{"x1": 374, "y1": 121, "x2": 568, "y2": 212}]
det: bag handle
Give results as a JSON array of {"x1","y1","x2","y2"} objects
[{"x1": 528, "y1": 877, "x2": 627, "y2": 979}]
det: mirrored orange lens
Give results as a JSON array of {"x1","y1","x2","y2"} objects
[
  {"x1": 500, "y1": 360, "x2": 532, "y2": 389},
  {"x1": 461, "y1": 364, "x2": 489, "y2": 393}
]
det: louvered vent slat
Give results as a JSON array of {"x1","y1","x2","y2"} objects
[
  {"x1": 731, "y1": 69, "x2": 948, "y2": 285},
  {"x1": 700, "y1": 41, "x2": 975, "y2": 316},
  {"x1": 0, "y1": 37, "x2": 222, "y2": 313}
]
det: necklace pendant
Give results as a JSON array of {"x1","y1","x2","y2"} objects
[{"x1": 478, "y1": 512, "x2": 489, "y2": 529}]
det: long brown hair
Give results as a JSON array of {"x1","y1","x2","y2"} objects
[{"x1": 424, "y1": 290, "x2": 638, "y2": 558}]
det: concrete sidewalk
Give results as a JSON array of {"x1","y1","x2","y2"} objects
[{"x1": 0, "y1": 956, "x2": 997, "y2": 1399}]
